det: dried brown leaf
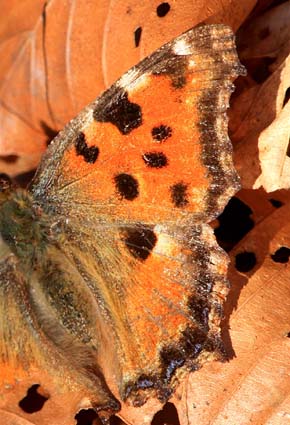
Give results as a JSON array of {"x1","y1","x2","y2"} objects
[{"x1": 232, "y1": 1, "x2": 290, "y2": 191}]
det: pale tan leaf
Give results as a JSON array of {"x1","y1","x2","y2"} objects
[{"x1": 232, "y1": 1, "x2": 290, "y2": 191}]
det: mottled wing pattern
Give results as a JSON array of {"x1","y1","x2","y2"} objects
[
  {"x1": 32, "y1": 25, "x2": 244, "y2": 225},
  {"x1": 53, "y1": 218, "x2": 230, "y2": 406},
  {"x1": 0, "y1": 25, "x2": 245, "y2": 420}
]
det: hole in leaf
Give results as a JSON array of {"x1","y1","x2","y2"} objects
[
  {"x1": 271, "y1": 246, "x2": 290, "y2": 263},
  {"x1": 156, "y1": 2, "x2": 170, "y2": 17},
  {"x1": 287, "y1": 332, "x2": 290, "y2": 338},
  {"x1": 0, "y1": 154, "x2": 19, "y2": 164},
  {"x1": 287, "y1": 139, "x2": 290, "y2": 158},
  {"x1": 110, "y1": 416, "x2": 125, "y2": 424},
  {"x1": 134, "y1": 27, "x2": 142, "y2": 47},
  {"x1": 243, "y1": 57, "x2": 276, "y2": 84},
  {"x1": 19, "y1": 384, "x2": 49, "y2": 413},
  {"x1": 235, "y1": 251, "x2": 257, "y2": 272},
  {"x1": 283, "y1": 87, "x2": 290, "y2": 107},
  {"x1": 75, "y1": 408, "x2": 101, "y2": 425},
  {"x1": 269, "y1": 198, "x2": 283, "y2": 208},
  {"x1": 215, "y1": 197, "x2": 254, "y2": 251},
  {"x1": 152, "y1": 402, "x2": 180, "y2": 425},
  {"x1": 40, "y1": 120, "x2": 58, "y2": 145}
]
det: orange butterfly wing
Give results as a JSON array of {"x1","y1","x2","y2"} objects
[
  {"x1": 32, "y1": 25, "x2": 243, "y2": 225},
  {"x1": 0, "y1": 25, "x2": 245, "y2": 422},
  {"x1": 31, "y1": 24, "x2": 244, "y2": 405}
]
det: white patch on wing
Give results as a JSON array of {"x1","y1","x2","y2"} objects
[
  {"x1": 129, "y1": 73, "x2": 150, "y2": 94},
  {"x1": 84, "y1": 108, "x2": 94, "y2": 125},
  {"x1": 173, "y1": 38, "x2": 192, "y2": 55},
  {"x1": 117, "y1": 68, "x2": 149, "y2": 93},
  {"x1": 117, "y1": 68, "x2": 140, "y2": 88},
  {"x1": 153, "y1": 225, "x2": 177, "y2": 257}
]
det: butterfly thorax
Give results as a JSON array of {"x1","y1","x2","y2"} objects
[{"x1": 0, "y1": 187, "x2": 60, "y2": 269}]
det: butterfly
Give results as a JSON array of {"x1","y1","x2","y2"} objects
[{"x1": 0, "y1": 24, "x2": 245, "y2": 423}]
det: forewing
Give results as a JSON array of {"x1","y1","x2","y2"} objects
[{"x1": 32, "y1": 24, "x2": 245, "y2": 225}]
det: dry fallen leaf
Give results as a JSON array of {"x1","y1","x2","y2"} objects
[{"x1": 232, "y1": 1, "x2": 290, "y2": 191}]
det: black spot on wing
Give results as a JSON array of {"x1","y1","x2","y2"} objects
[
  {"x1": 170, "y1": 182, "x2": 189, "y2": 207},
  {"x1": 75, "y1": 132, "x2": 99, "y2": 164},
  {"x1": 122, "y1": 226, "x2": 157, "y2": 261},
  {"x1": 152, "y1": 125, "x2": 172, "y2": 142},
  {"x1": 94, "y1": 90, "x2": 142, "y2": 135},
  {"x1": 142, "y1": 152, "x2": 168, "y2": 168},
  {"x1": 114, "y1": 173, "x2": 139, "y2": 200}
]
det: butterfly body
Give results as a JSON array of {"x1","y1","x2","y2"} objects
[{"x1": 0, "y1": 24, "x2": 245, "y2": 421}]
